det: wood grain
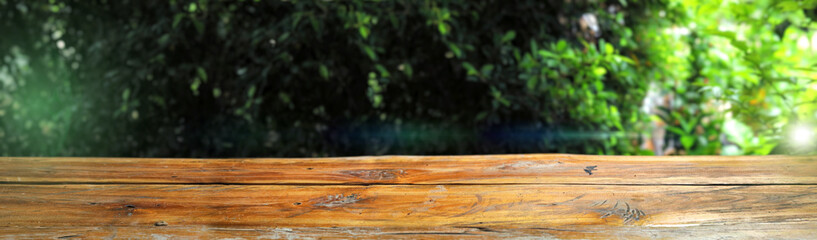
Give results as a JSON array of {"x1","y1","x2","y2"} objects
[
  {"x1": 1, "y1": 185, "x2": 815, "y2": 230},
  {"x1": 3, "y1": 155, "x2": 817, "y2": 239},
  {"x1": 3, "y1": 154, "x2": 817, "y2": 184},
  {"x1": 3, "y1": 224, "x2": 817, "y2": 240}
]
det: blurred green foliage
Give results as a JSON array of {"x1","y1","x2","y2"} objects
[
  {"x1": 653, "y1": 0, "x2": 817, "y2": 155},
  {"x1": 1, "y1": 0, "x2": 816, "y2": 157}
]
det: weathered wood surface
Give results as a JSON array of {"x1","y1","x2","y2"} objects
[
  {"x1": 3, "y1": 224, "x2": 817, "y2": 240},
  {"x1": 2, "y1": 184, "x2": 817, "y2": 227},
  {"x1": 3, "y1": 154, "x2": 817, "y2": 184},
  {"x1": 1, "y1": 155, "x2": 817, "y2": 239}
]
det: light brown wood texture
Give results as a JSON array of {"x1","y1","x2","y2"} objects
[
  {"x1": 2, "y1": 184, "x2": 817, "y2": 239},
  {"x1": 3, "y1": 154, "x2": 817, "y2": 184},
  {"x1": 2, "y1": 155, "x2": 817, "y2": 239},
  {"x1": 4, "y1": 224, "x2": 817, "y2": 240}
]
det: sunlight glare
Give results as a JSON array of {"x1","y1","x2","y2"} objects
[{"x1": 792, "y1": 125, "x2": 814, "y2": 146}]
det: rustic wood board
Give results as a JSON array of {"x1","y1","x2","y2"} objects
[
  {"x1": 3, "y1": 155, "x2": 817, "y2": 184},
  {"x1": 1, "y1": 155, "x2": 817, "y2": 239},
  {"x1": 1, "y1": 184, "x2": 817, "y2": 238},
  {"x1": 3, "y1": 224, "x2": 817, "y2": 240}
]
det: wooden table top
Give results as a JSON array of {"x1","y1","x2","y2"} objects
[{"x1": 1, "y1": 154, "x2": 816, "y2": 239}]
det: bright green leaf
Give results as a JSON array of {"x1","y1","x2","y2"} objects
[
  {"x1": 197, "y1": 67, "x2": 207, "y2": 82},
  {"x1": 681, "y1": 135, "x2": 695, "y2": 151},
  {"x1": 375, "y1": 64, "x2": 389, "y2": 78},
  {"x1": 438, "y1": 22, "x2": 450, "y2": 35},
  {"x1": 402, "y1": 63, "x2": 413, "y2": 79},
  {"x1": 501, "y1": 30, "x2": 516, "y2": 43},
  {"x1": 448, "y1": 43, "x2": 462, "y2": 58},
  {"x1": 248, "y1": 85, "x2": 256, "y2": 97},
  {"x1": 593, "y1": 67, "x2": 607, "y2": 76},
  {"x1": 359, "y1": 26, "x2": 370, "y2": 39},
  {"x1": 319, "y1": 64, "x2": 330, "y2": 80},
  {"x1": 556, "y1": 40, "x2": 567, "y2": 51},
  {"x1": 462, "y1": 62, "x2": 478, "y2": 75},
  {"x1": 666, "y1": 126, "x2": 686, "y2": 135},
  {"x1": 361, "y1": 45, "x2": 377, "y2": 60},
  {"x1": 190, "y1": 79, "x2": 201, "y2": 95}
]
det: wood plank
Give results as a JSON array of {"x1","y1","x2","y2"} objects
[
  {"x1": 3, "y1": 154, "x2": 817, "y2": 184},
  {"x1": 1, "y1": 184, "x2": 815, "y2": 232},
  {"x1": 3, "y1": 155, "x2": 816, "y2": 239},
  {"x1": 3, "y1": 224, "x2": 817, "y2": 240}
]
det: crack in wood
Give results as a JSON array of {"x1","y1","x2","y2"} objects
[
  {"x1": 385, "y1": 232, "x2": 477, "y2": 236},
  {"x1": 341, "y1": 169, "x2": 405, "y2": 181},
  {"x1": 545, "y1": 194, "x2": 586, "y2": 206},
  {"x1": 455, "y1": 226, "x2": 502, "y2": 233},
  {"x1": 314, "y1": 194, "x2": 362, "y2": 208},
  {"x1": 495, "y1": 161, "x2": 563, "y2": 171}
]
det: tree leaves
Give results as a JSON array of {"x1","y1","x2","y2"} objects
[
  {"x1": 462, "y1": 62, "x2": 478, "y2": 76},
  {"x1": 359, "y1": 26, "x2": 370, "y2": 39},
  {"x1": 0, "y1": 0, "x2": 688, "y2": 157},
  {"x1": 319, "y1": 64, "x2": 330, "y2": 80},
  {"x1": 501, "y1": 30, "x2": 516, "y2": 43}
]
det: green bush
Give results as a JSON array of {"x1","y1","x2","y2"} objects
[{"x1": 2, "y1": 0, "x2": 815, "y2": 157}]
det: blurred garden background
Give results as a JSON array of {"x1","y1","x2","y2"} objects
[{"x1": 2, "y1": 0, "x2": 817, "y2": 157}]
